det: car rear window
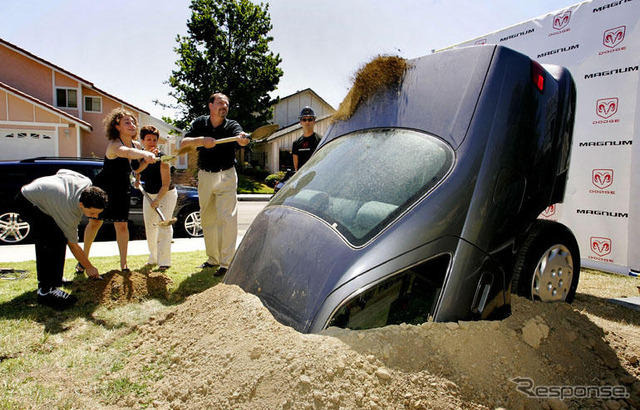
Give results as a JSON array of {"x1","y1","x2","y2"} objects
[{"x1": 270, "y1": 128, "x2": 454, "y2": 246}]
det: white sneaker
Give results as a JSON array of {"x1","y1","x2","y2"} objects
[{"x1": 37, "y1": 287, "x2": 78, "y2": 310}]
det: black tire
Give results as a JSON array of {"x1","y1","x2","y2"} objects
[
  {"x1": 176, "y1": 205, "x2": 202, "y2": 238},
  {"x1": 0, "y1": 211, "x2": 31, "y2": 244},
  {"x1": 512, "y1": 220, "x2": 580, "y2": 303}
]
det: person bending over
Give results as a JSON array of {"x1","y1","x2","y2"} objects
[{"x1": 19, "y1": 169, "x2": 108, "y2": 310}]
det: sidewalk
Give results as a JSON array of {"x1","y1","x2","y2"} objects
[
  {"x1": 237, "y1": 193, "x2": 272, "y2": 201},
  {"x1": 0, "y1": 234, "x2": 247, "y2": 264}
]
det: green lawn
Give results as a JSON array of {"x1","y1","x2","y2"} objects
[
  {"x1": 237, "y1": 174, "x2": 273, "y2": 194},
  {"x1": 0, "y1": 252, "x2": 219, "y2": 409}
]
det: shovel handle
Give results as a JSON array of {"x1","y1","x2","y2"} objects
[
  {"x1": 178, "y1": 124, "x2": 279, "y2": 152},
  {"x1": 212, "y1": 136, "x2": 240, "y2": 144},
  {"x1": 138, "y1": 185, "x2": 168, "y2": 222}
]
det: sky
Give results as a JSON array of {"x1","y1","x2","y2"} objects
[{"x1": 2, "y1": 0, "x2": 583, "y2": 120}]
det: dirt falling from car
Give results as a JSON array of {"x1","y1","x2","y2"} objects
[
  {"x1": 334, "y1": 55, "x2": 409, "y2": 121},
  {"x1": 112, "y1": 283, "x2": 639, "y2": 409}
]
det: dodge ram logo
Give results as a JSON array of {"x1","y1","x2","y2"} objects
[
  {"x1": 603, "y1": 26, "x2": 625, "y2": 48},
  {"x1": 541, "y1": 205, "x2": 556, "y2": 217},
  {"x1": 553, "y1": 11, "x2": 571, "y2": 30},
  {"x1": 592, "y1": 169, "x2": 613, "y2": 189},
  {"x1": 591, "y1": 237, "x2": 612, "y2": 257},
  {"x1": 596, "y1": 98, "x2": 618, "y2": 119}
]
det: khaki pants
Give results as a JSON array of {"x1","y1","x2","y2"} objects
[
  {"x1": 143, "y1": 188, "x2": 178, "y2": 267},
  {"x1": 198, "y1": 168, "x2": 238, "y2": 268}
]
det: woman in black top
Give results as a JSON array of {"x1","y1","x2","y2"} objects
[
  {"x1": 78, "y1": 108, "x2": 157, "y2": 273},
  {"x1": 133, "y1": 126, "x2": 177, "y2": 270}
]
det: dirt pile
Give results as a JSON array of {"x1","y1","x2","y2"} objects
[
  {"x1": 72, "y1": 269, "x2": 173, "y2": 307},
  {"x1": 114, "y1": 284, "x2": 640, "y2": 409}
]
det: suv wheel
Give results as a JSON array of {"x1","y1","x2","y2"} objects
[
  {"x1": 511, "y1": 220, "x2": 580, "y2": 303},
  {"x1": 0, "y1": 212, "x2": 31, "y2": 244},
  {"x1": 177, "y1": 205, "x2": 203, "y2": 238}
]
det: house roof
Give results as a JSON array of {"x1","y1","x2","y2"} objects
[
  {"x1": 0, "y1": 37, "x2": 149, "y2": 115},
  {"x1": 276, "y1": 88, "x2": 335, "y2": 111},
  {"x1": 0, "y1": 81, "x2": 93, "y2": 131}
]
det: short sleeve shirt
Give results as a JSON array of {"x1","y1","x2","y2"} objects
[
  {"x1": 21, "y1": 169, "x2": 91, "y2": 243},
  {"x1": 292, "y1": 133, "x2": 322, "y2": 168},
  {"x1": 185, "y1": 116, "x2": 243, "y2": 172}
]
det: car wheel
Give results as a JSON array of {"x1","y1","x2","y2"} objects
[
  {"x1": 512, "y1": 220, "x2": 580, "y2": 303},
  {"x1": 177, "y1": 206, "x2": 203, "y2": 238},
  {"x1": 0, "y1": 212, "x2": 31, "y2": 244}
]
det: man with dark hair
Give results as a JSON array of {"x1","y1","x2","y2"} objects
[
  {"x1": 19, "y1": 169, "x2": 108, "y2": 310},
  {"x1": 292, "y1": 106, "x2": 322, "y2": 171},
  {"x1": 180, "y1": 92, "x2": 250, "y2": 276}
]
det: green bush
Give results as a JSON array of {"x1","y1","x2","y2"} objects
[{"x1": 265, "y1": 171, "x2": 285, "y2": 188}]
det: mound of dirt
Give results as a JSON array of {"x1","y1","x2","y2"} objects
[
  {"x1": 72, "y1": 269, "x2": 173, "y2": 307},
  {"x1": 115, "y1": 284, "x2": 640, "y2": 409}
]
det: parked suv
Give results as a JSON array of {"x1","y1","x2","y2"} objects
[{"x1": 0, "y1": 157, "x2": 202, "y2": 244}]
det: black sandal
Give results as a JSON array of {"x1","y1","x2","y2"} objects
[{"x1": 75, "y1": 263, "x2": 85, "y2": 274}]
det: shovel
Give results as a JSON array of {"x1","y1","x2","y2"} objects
[
  {"x1": 160, "y1": 155, "x2": 176, "y2": 163},
  {"x1": 177, "y1": 123, "x2": 280, "y2": 155},
  {"x1": 137, "y1": 185, "x2": 177, "y2": 227}
]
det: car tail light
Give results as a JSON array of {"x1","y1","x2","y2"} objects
[{"x1": 531, "y1": 61, "x2": 545, "y2": 92}]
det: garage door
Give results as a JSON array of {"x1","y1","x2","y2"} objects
[{"x1": 0, "y1": 129, "x2": 56, "y2": 160}]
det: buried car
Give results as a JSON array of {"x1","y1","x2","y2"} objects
[{"x1": 225, "y1": 45, "x2": 578, "y2": 333}]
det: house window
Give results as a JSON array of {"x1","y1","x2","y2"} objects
[
  {"x1": 56, "y1": 88, "x2": 78, "y2": 108},
  {"x1": 3, "y1": 132, "x2": 51, "y2": 140},
  {"x1": 84, "y1": 96, "x2": 102, "y2": 113}
]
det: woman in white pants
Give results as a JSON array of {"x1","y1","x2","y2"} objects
[{"x1": 133, "y1": 126, "x2": 177, "y2": 270}]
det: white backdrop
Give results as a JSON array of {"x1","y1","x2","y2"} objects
[{"x1": 445, "y1": 0, "x2": 639, "y2": 275}]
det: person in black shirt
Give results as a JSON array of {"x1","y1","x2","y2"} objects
[
  {"x1": 292, "y1": 106, "x2": 322, "y2": 171},
  {"x1": 180, "y1": 93, "x2": 250, "y2": 276},
  {"x1": 79, "y1": 108, "x2": 157, "y2": 273},
  {"x1": 133, "y1": 125, "x2": 178, "y2": 270}
]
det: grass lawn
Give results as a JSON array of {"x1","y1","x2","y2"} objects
[
  {"x1": 0, "y1": 252, "x2": 219, "y2": 409},
  {"x1": 237, "y1": 174, "x2": 273, "y2": 194}
]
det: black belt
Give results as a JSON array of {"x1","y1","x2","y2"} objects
[{"x1": 201, "y1": 165, "x2": 233, "y2": 173}]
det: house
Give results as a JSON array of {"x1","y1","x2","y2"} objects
[
  {"x1": 0, "y1": 38, "x2": 180, "y2": 161},
  {"x1": 251, "y1": 88, "x2": 335, "y2": 173}
]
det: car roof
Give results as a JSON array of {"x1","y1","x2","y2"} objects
[
  {"x1": 0, "y1": 157, "x2": 102, "y2": 165},
  {"x1": 324, "y1": 45, "x2": 497, "y2": 149}
]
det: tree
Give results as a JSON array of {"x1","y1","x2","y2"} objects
[{"x1": 164, "y1": 0, "x2": 283, "y2": 131}]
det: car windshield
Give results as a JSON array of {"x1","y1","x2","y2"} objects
[{"x1": 270, "y1": 128, "x2": 454, "y2": 245}]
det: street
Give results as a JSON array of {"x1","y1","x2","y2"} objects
[{"x1": 238, "y1": 200, "x2": 268, "y2": 236}]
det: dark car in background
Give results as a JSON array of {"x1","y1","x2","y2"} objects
[
  {"x1": 225, "y1": 45, "x2": 579, "y2": 333},
  {"x1": 0, "y1": 157, "x2": 202, "y2": 244}
]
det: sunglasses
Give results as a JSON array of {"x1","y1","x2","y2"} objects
[{"x1": 300, "y1": 117, "x2": 315, "y2": 122}]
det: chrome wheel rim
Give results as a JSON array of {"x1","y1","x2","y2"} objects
[
  {"x1": 0, "y1": 212, "x2": 30, "y2": 243},
  {"x1": 184, "y1": 211, "x2": 203, "y2": 237},
  {"x1": 531, "y1": 244, "x2": 573, "y2": 301}
]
